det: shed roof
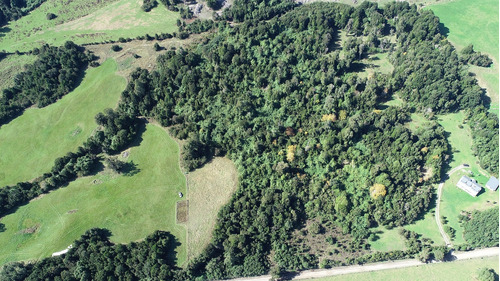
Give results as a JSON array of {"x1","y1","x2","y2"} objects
[{"x1": 485, "y1": 176, "x2": 499, "y2": 191}]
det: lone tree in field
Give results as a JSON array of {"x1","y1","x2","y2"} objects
[
  {"x1": 111, "y1": 45, "x2": 122, "y2": 52},
  {"x1": 46, "y1": 13, "x2": 56, "y2": 20},
  {"x1": 476, "y1": 268, "x2": 496, "y2": 281}
]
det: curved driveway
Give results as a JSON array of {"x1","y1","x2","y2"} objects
[{"x1": 435, "y1": 164, "x2": 465, "y2": 247}]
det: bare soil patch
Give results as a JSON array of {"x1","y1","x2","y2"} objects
[
  {"x1": 176, "y1": 200, "x2": 189, "y2": 223},
  {"x1": 18, "y1": 224, "x2": 40, "y2": 234}
]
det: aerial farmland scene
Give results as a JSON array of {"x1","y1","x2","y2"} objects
[{"x1": 0, "y1": 0, "x2": 497, "y2": 280}]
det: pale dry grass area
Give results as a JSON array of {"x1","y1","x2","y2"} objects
[
  {"x1": 186, "y1": 157, "x2": 238, "y2": 260},
  {"x1": 85, "y1": 33, "x2": 205, "y2": 77}
]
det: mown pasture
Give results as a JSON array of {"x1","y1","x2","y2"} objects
[
  {"x1": 0, "y1": 59, "x2": 125, "y2": 187},
  {"x1": 0, "y1": 124, "x2": 187, "y2": 266}
]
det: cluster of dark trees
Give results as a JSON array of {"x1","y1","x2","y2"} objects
[
  {"x1": 158, "y1": 0, "x2": 181, "y2": 11},
  {"x1": 389, "y1": 7, "x2": 485, "y2": 113},
  {"x1": 0, "y1": 41, "x2": 92, "y2": 127},
  {"x1": 0, "y1": 228, "x2": 182, "y2": 280},
  {"x1": 461, "y1": 207, "x2": 499, "y2": 248},
  {"x1": 466, "y1": 109, "x2": 499, "y2": 175},
  {"x1": 0, "y1": 1, "x2": 497, "y2": 280},
  {"x1": 141, "y1": 0, "x2": 157, "y2": 12},
  {"x1": 0, "y1": 0, "x2": 46, "y2": 26},
  {"x1": 222, "y1": 0, "x2": 296, "y2": 22},
  {"x1": 460, "y1": 44, "x2": 493, "y2": 67}
]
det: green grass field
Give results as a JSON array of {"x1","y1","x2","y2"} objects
[
  {"x1": 427, "y1": 0, "x2": 499, "y2": 114},
  {"x1": 0, "y1": 59, "x2": 125, "y2": 187},
  {"x1": 369, "y1": 227, "x2": 407, "y2": 252},
  {"x1": 314, "y1": 256, "x2": 499, "y2": 281},
  {"x1": 0, "y1": 123, "x2": 187, "y2": 266},
  {"x1": 437, "y1": 112, "x2": 483, "y2": 174},
  {"x1": 0, "y1": 0, "x2": 180, "y2": 52}
]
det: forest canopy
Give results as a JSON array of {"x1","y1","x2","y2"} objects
[{"x1": 1, "y1": 1, "x2": 498, "y2": 280}]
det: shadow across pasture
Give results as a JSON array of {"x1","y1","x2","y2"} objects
[{"x1": 438, "y1": 22, "x2": 450, "y2": 37}]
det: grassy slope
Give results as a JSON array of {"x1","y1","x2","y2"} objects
[
  {"x1": 0, "y1": 54, "x2": 37, "y2": 93},
  {"x1": 315, "y1": 256, "x2": 499, "y2": 281},
  {"x1": 0, "y1": 124, "x2": 187, "y2": 266},
  {"x1": 186, "y1": 157, "x2": 238, "y2": 260},
  {"x1": 427, "y1": 0, "x2": 499, "y2": 114},
  {"x1": 0, "y1": 59, "x2": 125, "y2": 187},
  {"x1": 0, "y1": 0, "x2": 180, "y2": 52}
]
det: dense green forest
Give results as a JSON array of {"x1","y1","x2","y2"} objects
[
  {"x1": 0, "y1": 0, "x2": 498, "y2": 280},
  {"x1": 0, "y1": 42, "x2": 92, "y2": 126},
  {"x1": 461, "y1": 207, "x2": 499, "y2": 248}
]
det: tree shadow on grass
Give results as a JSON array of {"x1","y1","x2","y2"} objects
[
  {"x1": 126, "y1": 119, "x2": 147, "y2": 150},
  {"x1": 0, "y1": 26, "x2": 10, "y2": 38},
  {"x1": 438, "y1": 22, "x2": 450, "y2": 37},
  {"x1": 122, "y1": 161, "x2": 140, "y2": 177}
]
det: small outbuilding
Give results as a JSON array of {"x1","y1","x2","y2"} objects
[
  {"x1": 485, "y1": 176, "x2": 499, "y2": 191},
  {"x1": 456, "y1": 175, "x2": 482, "y2": 197}
]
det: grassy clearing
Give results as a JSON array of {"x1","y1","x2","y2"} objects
[
  {"x1": 437, "y1": 112, "x2": 478, "y2": 170},
  {"x1": 0, "y1": 0, "x2": 180, "y2": 52},
  {"x1": 404, "y1": 204, "x2": 444, "y2": 246},
  {"x1": 406, "y1": 113, "x2": 432, "y2": 133},
  {"x1": 0, "y1": 123, "x2": 187, "y2": 266},
  {"x1": 186, "y1": 157, "x2": 238, "y2": 260},
  {"x1": 0, "y1": 54, "x2": 37, "y2": 93},
  {"x1": 85, "y1": 33, "x2": 206, "y2": 77},
  {"x1": 313, "y1": 256, "x2": 499, "y2": 281},
  {"x1": 0, "y1": 59, "x2": 125, "y2": 187},
  {"x1": 427, "y1": 0, "x2": 499, "y2": 114},
  {"x1": 369, "y1": 227, "x2": 406, "y2": 252},
  {"x1": 372, "y1": 195, "x2": 445, "y2": 250},
  {"x1": 354, "y1": 52, "x2": 393, "y2": 79}
]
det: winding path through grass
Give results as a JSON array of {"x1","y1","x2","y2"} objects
[{"x1": 435, "y1": 165, "x2": 465, "y2": 247}]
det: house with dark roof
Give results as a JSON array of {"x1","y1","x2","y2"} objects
[
  {"x1": 456, "y1": 175, "x2": 482, "y2": 197},
  {"x1": 485, "y1": 176, "x2": 499, "y2": 191}
]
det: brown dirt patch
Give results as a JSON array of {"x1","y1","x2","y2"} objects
[
  {"x1": 176, "y1": 200, "x2": 188, "y2": 224},
  {"x1": 18, "y1": 224, "x2": 40, "y2": 234}
]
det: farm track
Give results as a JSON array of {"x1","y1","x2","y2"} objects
[{"x1": 435, "y1": 164, "x2": 466, "y2": 247}]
